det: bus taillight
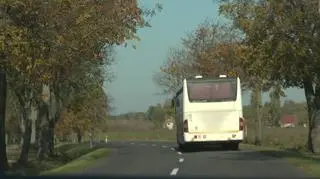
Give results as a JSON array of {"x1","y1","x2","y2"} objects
[
  {"x1": 239, "y1": 117, "x2": 245, "y2": 131},
  {"x1": 183, "y1": 120, "x2": 189, "y2": 132}
]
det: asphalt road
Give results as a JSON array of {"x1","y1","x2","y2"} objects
[{"x1": 81, "y1": 141, "x2": 308, "y2": 178}]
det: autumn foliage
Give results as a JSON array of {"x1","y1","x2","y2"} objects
[
  {"x1": 155, "y1": 1, "x2": 320, "y2": 153},
  {"x1": 1, "y1": 0, "x2": 161, "y2": 168}
]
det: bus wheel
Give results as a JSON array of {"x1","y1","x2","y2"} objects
[
  {"x1": 178, "y1": 143, "x2": 185, "y2": 150},
  {"x1": 229, "y1": 142, "x2": 239, "y2": 151},
  {"x1": 222, "y1": 142, "x2": 239, "y2": 151},
  {"x1": 178, "y1": 143, "x2": 189, "y2": 151}
]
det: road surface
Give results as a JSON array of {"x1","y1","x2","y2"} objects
[{"x1": 81, "y1": 141, "x2": 308, "y2": 178}]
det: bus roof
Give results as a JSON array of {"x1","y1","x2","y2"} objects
[{"x1": 186, "y1": 76, "x2": 238, "y2": 81}]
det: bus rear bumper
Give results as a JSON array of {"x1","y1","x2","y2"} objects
[{"x1": 183, "y1": 131, "x2": 244, "y2": 144}]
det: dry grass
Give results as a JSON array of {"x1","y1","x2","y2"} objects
[
  {"x1": 104, "y1": 119, "x2": 176, "y2": 141},
  {"x1": 107, "y1": 119, "x2": 155, "y2": 131},
  {"x1": 245, "y1": 126, "x2": 311, "y2": 150}
]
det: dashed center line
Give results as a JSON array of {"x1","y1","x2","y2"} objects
[
  {"x1": 177, "y1": 151, "x2": 182, "y2": 155},
  {"x1": 170, "y1": 168, "x2": 179, "y2": 176},
  {"x1": 179, "y1": 158, "x2": 184, "y2": 163},
  {"x1": 162, "y1": 145, "x2": 168, "y2": 148}
]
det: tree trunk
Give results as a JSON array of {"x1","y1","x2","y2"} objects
[
  {"x1": 47, "y1": 120, "x2": 55, "y2": 157},
  {"x1": 36, "y1": 101, "x2": 49, "y2": 161},
  {"x1": 0, "y1": 71, "x2": 8, "y2": 170},
  {"x1": 76, "y1": 131, "x2": 82, "y2": 143},
  {"x1": 89, "y1": 132, "x2": 93, "y2": 148},
  {"x1": 47, "y1": 88, "x2": 62, "y2": 157},
  {"x1": 251, "y1": 85, "x2": 263, "y2": 145},
  {"x1": 16, "y1": 91, "x2": 33, "y2": 165},
  {"x1": 17, "y1": 117, "x2": 32, "y2": 165},
  {"x1": 36, "y1": 129, "x2": 46, "y2": 161},
  {"x1": 35, "y1": 117, "x2": 40, "y2": 148},
  {"x1": 303, "y1": 78, "x2": 320, "y2": 153}
]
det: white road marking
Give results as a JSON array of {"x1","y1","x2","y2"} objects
[
  {"x1": 170, "y1": 147, "x2": 175, "y2": 151},
  {"x1": 141, "y1": 143, "x2": 146, "y2": 146},
  {"x1": 152, "y1": 144, "x2": 156, "y2": 147},
  {"x1": 130, "y1": 142, "x2": 134, "y2": 145},
  {"x1": 162, "y1": 145, "x2": 168, "y2": 148},
  {"x1": 170, "y1": 168, "x2": 179, "y2": 176},
  {"x1": 179, "y1": 158, "x2": 184, "y2": 163},
  {"x1": 177, "y1": 151, "x2": 182, "y2": 155}
]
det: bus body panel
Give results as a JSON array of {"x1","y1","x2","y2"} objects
[{"x1": 174, "y1": 77, "x2": 244, "y2": 146}]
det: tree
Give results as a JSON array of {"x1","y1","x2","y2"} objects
[
  {"x1": 146, "y1": 103, "x2": 167, "y2": 128},
  {"x1": 0, "y1": 71, "x2": 8, "y2": 170},
  {"x1": 219, "y1": 0, "x2": 320, "y2": 152},
  {"x1": 155, "y1": 21, "x2": 246, "y2": 96},
  {"x1": 1, "y1": 0, "x2": 162, "y2": 164}
]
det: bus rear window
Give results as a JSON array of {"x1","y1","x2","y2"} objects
[{"x1": 187, "y1": 80, "x2": 237, "y2": 102}]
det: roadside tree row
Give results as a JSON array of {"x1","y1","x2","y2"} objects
[
  {"x1": 155, "y1": 0, "x2": 320, "y2": 153},
  {"x1": 1, "y1": 0, "x2": 161, "y2": 170}
]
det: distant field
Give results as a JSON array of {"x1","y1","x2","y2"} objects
[
  {"x1": 105, "y1": 119, "x2": 175, "y2": 141},
  {"x1": 105, "y1": 129, "x2": 176, "y2": 141},
  {"x1": 106, "y1": 120, "x2": 314, "y2": 151}
]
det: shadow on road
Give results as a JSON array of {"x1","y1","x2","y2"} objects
[
  {"x1": 257, "y1": 148, "x2": 320, "y2": 162},
  {"x1": 206, "y1": 148, "x2": 320, "y2": 162},
  {"x1": 174, "y1": 145, "x2": 236, "y2": 153}
]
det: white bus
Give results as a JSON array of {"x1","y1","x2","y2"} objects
[{"x1": 171, "y1": 75, "x2": 245, "y2": 150}]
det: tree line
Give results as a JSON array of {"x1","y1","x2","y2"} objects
[
  {"x1": 0, "y1": 0, "x2": 161, "y2": 170},
  {"x1": 155, "y1": 0, "x2": 320, "y2": 153},
  {"x1": 109, "y1": 99, "x2": 173, "y2": 129}
]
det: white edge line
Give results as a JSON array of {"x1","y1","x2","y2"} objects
[
  {"x1": 170, "y1": 168, "x2": 179, "y2": 176},
  {"x1": 179, "y1": 158, "x2": 184, "y2": 163}
]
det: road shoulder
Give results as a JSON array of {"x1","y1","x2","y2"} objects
[
  {"x1": 41, "y1": 148, "x2": 110, "y2": 175},
  {"x1": 241, "y1": 144, "x2": 320, "y2": 177}
]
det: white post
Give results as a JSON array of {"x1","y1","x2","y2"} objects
[{"x1": 105, "y1": 135, "x2": 108, "y2": 144}]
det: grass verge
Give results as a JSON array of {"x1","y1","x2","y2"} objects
[
  {"x1": 6, "y1": 143, "x2": 109, "y2": 176},
  {"x1": 241, "y1": 144, "x2": 320, "y2": 178},
  {"x1": 41, "y1": 148, "x2": 109, "y2": 175}
]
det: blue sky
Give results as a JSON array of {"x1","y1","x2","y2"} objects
[{"x1": 107, "y1": 0, "x2": 306, "y2": 115}]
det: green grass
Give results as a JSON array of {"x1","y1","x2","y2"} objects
[
  {"x1": 41, "y1": 148, "x2": 110, "y2": 175},
  {"x1": 6, "y1": 143, "x2": 108, "y2": 176},
  {"x1": 241, "y1": 144, "x2": 320, "y2": 178}
]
